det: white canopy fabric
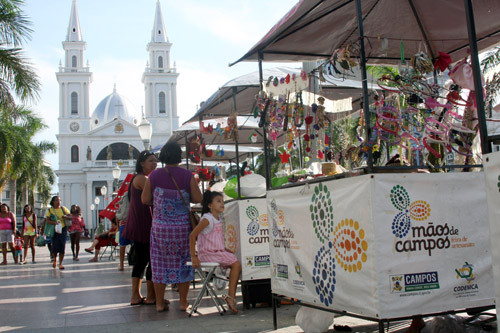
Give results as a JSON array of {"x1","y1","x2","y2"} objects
[
  {"x1": 231, "y1": 0, "x2": 500, "y2": 65},
  {"x1": 186, "y1": 66, "x2": 378, "y2": 123}
]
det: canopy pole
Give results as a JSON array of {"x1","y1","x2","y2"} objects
[
  {"x1": 355, "y1": 0, "x2": 373, "y2": 172},
  {"x1": 251, "y1": 152, "x2": 255, "y2": 170},
  {"x1": 184, "y1": 132, "x2": 189, "y2": 168},
  {"x1": 201, "y1": 159, "x2": 205, "y2": 193},
  {"x1": 464, "y1": 0, "x2": 490, "y2": 154},
  {"x1": 232, "y1": 87, "x2": 242, "y2": 199},
  {"x1": 298, "y1": 133, "x2": 304, "y2": 169},
  {"x1": 259, "y1": 53, "x2": 272, "y2": 189}
]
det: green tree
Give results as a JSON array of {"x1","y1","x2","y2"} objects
[{"x1": 0, "y1": 0, "x2": 40, "y2": 109}]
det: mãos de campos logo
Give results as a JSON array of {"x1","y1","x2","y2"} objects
[
  {"x1": 245, "y1": 205, "x2": 271, "y2": 245},
  {"x1": 270, "y1": 199, "x2": 293, "y2": 251},
  {"x1": 389, "y1": 185, "x2": 458, "y2": 256},
  {"x1": 309, "y1": 183, "x2": 368, "y2": 306}
]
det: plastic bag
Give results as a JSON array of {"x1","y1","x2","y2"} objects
[{"x1": 55, "y1": 221, "x2": 62, "y2": 234}]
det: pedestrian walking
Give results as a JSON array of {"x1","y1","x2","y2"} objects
[
  {"x1": 21, "y1": 204, "x2": 37, "y2": 263},
  {"x1": 0, "y1": 203, "x2": 16, "y2": 265},
  {"x1": 44, "y1": 196, "x2": 71, "y2": 270},
  {"x1": 68, "y1": 204, "x2": 86, "y2": 261}
]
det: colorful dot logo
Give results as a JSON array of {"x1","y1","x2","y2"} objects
[
  {"x1": 310, "y1": 183, "x2": 334, "y2": 244},
  {"x1": 331, "y1": 219, "x2": 368, "y2": 272},
  {"x1": 390, "y1": 185, "x2": 431, "y2": 238},
  {"x1": 247, "y1": 220, "x2": 259, "y2": 236},
  {"x1": 312, "y1": 245, "x2": 336, "y2": 307},
  {"x1": 246, "y1": 205, "x2": 260, "y2": 236}
]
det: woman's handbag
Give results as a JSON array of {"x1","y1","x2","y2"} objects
[
  {"x1": 164, "y1": 168, "x2": 200, "y2": 230},
  {"x1": 35, "y1": 235, "x2": 46, "y2": 247},
  {"x1": 127, "y1": 243, "x2": 137, "y2": 266}
]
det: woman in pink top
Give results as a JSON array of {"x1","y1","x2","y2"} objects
[
  {"x1": 68, "y1": 205, "x2": 86, "y2": 261},
  {"x1": 189, "y1": 191, "x2": 241, "y2": 314},
  {"x1": 0, "y1": 203, "x2": 16, "y2": 265}
]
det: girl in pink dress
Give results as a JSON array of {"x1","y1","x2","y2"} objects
[{"x1": 189, "y1": 191, "x2": 242, "y2": 314}]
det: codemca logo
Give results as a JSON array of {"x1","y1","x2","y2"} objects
[
  {"x1": 273, "y1": 263, "x2": 288, "y2": 279},
  {"x1": 454, "y1": 262, "x2": 478, "y2": 298},
  {"x1": 390, "y1": 272, "x2": 440, "y2": 294},
  {"x1": 293, "y1": 262, "x2": 305, "y2": 289}
]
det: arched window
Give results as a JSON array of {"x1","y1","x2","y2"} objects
[
  {"x1": 159, "y1": 92, "x2": 166, "y2": 114},
  {"x1": 158, "y1": 56, "x2": 163, "y2": 68},
  {"x1": 72, "y1": 55, "x2": 77, "y2": 68},
  {"x1": 71, "y1": 92, "x2": 78, "y2": 114},
  {"x1": 71, "y1": 145, "x2": 79, "y2": 162}
]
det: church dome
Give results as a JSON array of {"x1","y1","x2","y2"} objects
[{"x1": 90, "y1": 87, "x2": 139, "y2": 129}]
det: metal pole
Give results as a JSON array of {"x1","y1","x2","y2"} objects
[
  {"x1": 464, "y1": 0, "x2": 490, "y2": 154},
  {"x1": 259, "y1": 53, "x2": 272, "y2": 189},
  {"x1": 232, "y1": 87, "x2": 241, "y2": 199},
  {"x1": 184, "y1": 133, "x2": 189, "y2": 168},
  {"x1": 355, "y1": 0, "x2": 373, "y2": 171}
]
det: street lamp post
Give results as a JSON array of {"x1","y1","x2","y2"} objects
[
  {"x1": 90, "y1": 203, "x2": 95, "y2": 238},
  {"x1": 112, "y1": 165, "x2": 121, "y2": 193},
  {"x1": 93, "y1": 196, "x2": 99, "y2": 238},
  {"x1": 100, "y1": 186, "x2": 107, "y2": 229},
  {"x1": 138, "y1": 115, "x2": 153, "y2": 150}
]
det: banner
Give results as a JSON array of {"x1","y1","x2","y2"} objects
[
  {"x1": 224, "y1": 199, "x2": 270, "y2": 281},
  {"x1": 99, "y1": 173, "x2": 134, "y2": 220},
  {"x1": 267, "y1": 173, "x2": 494, "y2": 319},
  {"x1": 482, "y1": 152, "x2": 500, "y2": 319}
]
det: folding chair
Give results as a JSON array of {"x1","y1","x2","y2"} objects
[
  {"x1": 186, "y1": 261, "x2": 227, "y2": 316},
  {"x1": 98, "y1": 239, "x2": 118, "y2": 261}
]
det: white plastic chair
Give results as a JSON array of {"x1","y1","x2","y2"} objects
[{"x1": 186, "y1": 261, "x2": 227, "y2": 316}]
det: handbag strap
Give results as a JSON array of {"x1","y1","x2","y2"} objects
[{"x1": 164, "y1": 167, "x2": 190, "y2": 211}]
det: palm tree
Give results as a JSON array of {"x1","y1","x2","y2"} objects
[
  {"x1": 0, "y1": 107, "x2": 56, "y2": 214},
  {"x1": 0, "y1": 0, "x2": 40, "y2": 110}
]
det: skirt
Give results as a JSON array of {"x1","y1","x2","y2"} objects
[{"x1": 51, "y1": 227, "x2": 67, "y2": 254}]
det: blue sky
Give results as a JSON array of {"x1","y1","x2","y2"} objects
[{"x1": 21, "y1": 0, "x2": 299, "y2": 175}]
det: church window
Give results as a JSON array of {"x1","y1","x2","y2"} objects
[
  {"x1": 71, "y1": 92, "x2": 78, "y2": 114},
  {"x1": 71, "y1": 145, "x2": 79, "y2": 162},
  {"x1": 159, "y1": 92, "x2": 166, "y2": 114},
  {"x1": 72, "y1": 55, "x2": 77, "y2": 68},
  {"x1": 158, "y1": 56, "x2": 163, "y2": 68}
]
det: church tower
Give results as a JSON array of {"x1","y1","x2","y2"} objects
[
  {"x1": 56, "y1": 0, "x2": 92, "y2": 167},
  {"x1": 142, "y1": 0, "x2": 179, "y2": 146}
]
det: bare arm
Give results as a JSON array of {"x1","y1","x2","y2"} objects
[
  {"x1": 189, "y1": 218, "x2": 210, "y2": 268},
  {"x1": 190, "y1": 176, "x2": 203, "y2": 204},
  {"x1": 141, "y1": 178, "x2": 153, "y2": 205}
]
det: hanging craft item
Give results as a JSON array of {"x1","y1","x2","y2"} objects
[
  {"x1": 225, "y1": 111, "x2": 238, "y2": 140},
  {"x1": 279, "y1": 150, "x2": 291, "y2": 164},
  {"x1": 199, "y1": 121, "x2": 213, "y2": 134},
  {"x1": 411, "y1": 43, "x2": 433, "y2": 74},
  {"x1": 215, "y1": 146, "x2": 224, "y2": 157},
  {"x1": 249, "y1": 132, "x2": 258, "y2": 143},
  {"x1": 215, "y1": 123, "x2": 224, "y2": 136},
  {"x1": 187, "y1": 135, "x2": 201, "y2": 163},
  {"x1": 316, "y1": 96, "x2": 326, "y2": 129}
]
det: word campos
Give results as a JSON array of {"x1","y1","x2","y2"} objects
[{"x1": 395, "y1": 222, "x2": 458, "y2": 256}]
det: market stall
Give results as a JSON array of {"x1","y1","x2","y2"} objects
[{"x1": 229, "y1": 0, "x2": 500, "y2": 329}]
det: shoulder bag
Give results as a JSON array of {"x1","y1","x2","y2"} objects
[
  {"x1": 44, "y1": 208, "x2": 56, "y2": 237},
  {"x1": 116, "y1": 174, "x2": 136, "y2": 221},
  {"x1": 164, "y1": 168, "x2": 200, "y2": 230}
]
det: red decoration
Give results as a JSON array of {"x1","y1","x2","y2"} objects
[
  {"x1": 99, "y1": 173, "x2": 134, "y2": 221},
  {"x1": 434, "y1": 51, "x2": 452, "y2": 72},
  {"x1": 303, "y1": 134, "x2": 310, "y2": 142},
  {"x1": 305, "y1": 116, "x2": 314, "y2": 125},
  {"x1": 279, "y1": 150, "x2": 291, "y2": 164},
  {"x1": 318, "y1": 150, "x2": 324, "y2": 159}
]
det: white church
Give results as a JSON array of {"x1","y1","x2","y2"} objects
[{"x1": 55, "y1": 0, "x2": 179, "y2": 230}]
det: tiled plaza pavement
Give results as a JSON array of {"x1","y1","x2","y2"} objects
[{"x1": 0, "y1": 240, "x2": 495, "y2": 332}]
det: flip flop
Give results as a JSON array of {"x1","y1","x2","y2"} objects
[
  {"x1": 85, "y1": 249, "x2": 93, "y2": 254},
  {"x1": 130, "y1": 297, "x2": 146, "y2": 306}
]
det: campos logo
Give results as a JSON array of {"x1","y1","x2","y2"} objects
[{"x1": 390, "y1": 272, "x2": 440, "y2": 293}]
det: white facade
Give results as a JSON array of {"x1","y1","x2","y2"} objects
[{"x1": 55, "y1": 0, "x2": 178, "y2": 230}]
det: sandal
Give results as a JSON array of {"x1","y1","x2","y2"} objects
[
  {"x1": 222, "y1": 295, "x2": 238, "y2": 314},
  {"x1": 88, "y1": 258, "x2": 98, "y2": 262}
]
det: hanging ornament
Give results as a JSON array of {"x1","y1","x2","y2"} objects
[
  {"x1": 279, "y1": 150, "x2": 291, "y2": 164},
  {"x1": 249, "y1": 132, "x2": 258, "y2": 143}
]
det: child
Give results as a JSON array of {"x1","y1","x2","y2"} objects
[
  {"x1": 68, "y1": 204, "x2": 86, "y2": 261},
  {"x1": 14, "y1": 231, "x2": 23, "y2": 264},
  {"x1": 189, "y1": 190, "x2": 242, "y2": 314}
]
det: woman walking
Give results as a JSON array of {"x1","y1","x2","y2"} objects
[
  {"x1": 0, "y1": 203, "x2": 16, "y2": 265},
  {"x1": 21, "y1": 204, "x2": 37, "y2": 264},
  {"x1": 44, "y1": 196, "x2": 71, "y2": 269},
  {"x1": 122, "y1": 150, "x2": 158, "y2": 306},
  {"x1": 68, "y1": 204, "x2": 86, "y2": 261},
  {"x1": 142, "y1": 142, "x2": 202, "y2": 312}
]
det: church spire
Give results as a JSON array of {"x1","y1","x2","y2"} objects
[
  {"x1": 151, "y1": 1, "x2": 167, "y2": 43},
  {"x1": 66, "y1": 0, "x2": 82, "y2": 42}
]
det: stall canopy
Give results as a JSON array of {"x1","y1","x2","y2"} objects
[
  {"x1": 186, "y1": 66, "x2": 379, "y2": 124},
  {"x1": 231, "y1": 0, "x2": 500, "y2": 65}
]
